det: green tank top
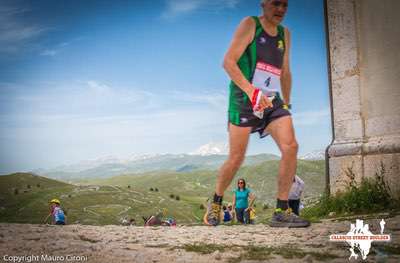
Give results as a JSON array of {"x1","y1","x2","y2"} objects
[{"x1": 228, "y1": 16, "x2": 285, "y2": 125}]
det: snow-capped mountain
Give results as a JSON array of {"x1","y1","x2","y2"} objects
[
  {"x1": 45, "y1": 155, "x2": 123, "y2": 173},
  {"x1": 190, "y1": 142, "x2": 228, "y2": 156},
  {"x1": 299, "y1": 150, "x2": 325, "y2": 160},
  {"x1": 124, "y1": 154, "x2": 162, "y2": 163},
  {"x1": 32, "y1": 152, "x2": 279, "y2": 181}
]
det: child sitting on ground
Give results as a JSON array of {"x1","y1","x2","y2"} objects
[
  {"x1": 44, "y1": 199, "x2": 66, "y2": 225},
  {"x1": 248, "y1": 207, "x2": 256, "y2": 224},
  {"x1": 223, "y1": 205, "x2": 232, "y2": 223}
]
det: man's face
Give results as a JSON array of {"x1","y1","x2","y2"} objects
[{"x1": 262, "y1": 0, "x2": 288, "y2": 25}]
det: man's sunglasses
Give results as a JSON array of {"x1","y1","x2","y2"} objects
[
  {"x1": 238, "y1": 182, "x2": 244, "y2": 184},
  {"x1": 271, "y1": 1, "x2": 288, "y2": 8}
]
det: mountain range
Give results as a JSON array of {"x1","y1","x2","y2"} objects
[
  {"x1": 299, "y1": 149, "x2": 326, "y2": 160},
  {"x1": 28, "y1": 147, "x2": 326, "y2": 181},
  {"x1": 32, "y1": 153, "x2": 280, "y2": 181}
]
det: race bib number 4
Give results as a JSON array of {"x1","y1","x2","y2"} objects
[{"x1": 252, "y1": 62, "x2": 281, "y2": 95}]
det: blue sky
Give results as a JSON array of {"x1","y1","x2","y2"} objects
[{"x1": 0, "y1": 0, "x2": 331, "y2": 173}]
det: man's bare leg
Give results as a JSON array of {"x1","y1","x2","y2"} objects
[
  {"x1": 265, "y1": 116, "x2": 298, "y2": 201},
  {"x1": 264, "y1": 116, "x2": 309, "y2": 227},
  {"x1": 216, "y1": 124, "x2": 252, "y2": 196},
  {"x1": 204, "y1": 124, "x2": 251, "y2": 226}
]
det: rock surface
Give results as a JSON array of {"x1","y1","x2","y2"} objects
[{"x1": 1, "y1": 215, "x2": 399, "y2": 263}]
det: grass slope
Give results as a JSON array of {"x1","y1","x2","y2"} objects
[
  {"x1": 84, "y1": 160, "x2": 325, "y2": 223},
  {"x1": 0, "y1": 173, "x2": 74, "y2": 224},
  {"x1": 0, "y1": 160, "x2": 325, "y2": 225}
]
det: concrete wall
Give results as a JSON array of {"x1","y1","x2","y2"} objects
[{"x1": 326, "y1": 0, "x2": 400, "y2": 197}]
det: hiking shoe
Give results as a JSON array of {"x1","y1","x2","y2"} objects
[
  {"x1": 203, "y1": 201, "x2": 222, "y2": 226},
  {"x1": 269, "y1": 208, "x2": 310, "y2": 228}
]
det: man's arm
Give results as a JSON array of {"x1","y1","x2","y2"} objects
[
  {"x1": 280, "y1": 27, "x2": 292, "y2": 106},
  {"x1": 223, "y1": 17, "x2": 272, "y2": 109}
]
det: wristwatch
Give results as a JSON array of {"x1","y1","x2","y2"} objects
[{"x1": 283, "y1": 103, "x2": 292, "y2": 110}]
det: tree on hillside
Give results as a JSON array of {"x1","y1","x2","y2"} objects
[
  {"x1": 14, "y1": 189, "x2": 19, "y2": 195},
  {"x1": 175, "y1": 195, "x2": 180, "y2": 201},
  {"x1": 170, "y1": 194, "x2": 175, "y2": 199},
  {"x1": 155, "y1": 188, "x2": 159, "y2": 192},
  {"x1": 150, "y1": 188, "x2": 154, "y2": 191},
  {"x1": 27, "y1": 184, "x2": 31, "y2": 189},
  {"x1": 36, "y1": 183, "x2": 41, "y2": 188},
  {"x1": 127, "y1": 185, "x2": 131, "y2": 188}
]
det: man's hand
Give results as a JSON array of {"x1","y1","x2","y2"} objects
[{"x1": 250, "y1": 88, "x2": 273, "y2": 111}]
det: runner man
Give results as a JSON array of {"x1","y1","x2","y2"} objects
[{"x1": 204, "y1": 0, "x2": 310, "y2": 228}]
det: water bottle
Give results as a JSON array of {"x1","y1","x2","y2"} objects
[{"x1": 251, "y1": 89, "x2": 264, "y2": 119}]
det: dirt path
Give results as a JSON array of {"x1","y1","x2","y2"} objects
[{"x1": 0, "y1": 215, "x2": 399, "y2": 263}]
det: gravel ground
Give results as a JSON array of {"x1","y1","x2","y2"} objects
[{"x1": 1, "y1": 215, "x2": 399, "y2": 263}]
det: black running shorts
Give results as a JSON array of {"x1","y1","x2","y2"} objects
[{"x1": 228, "y1": 97, "x2": 291, "y2": 138}]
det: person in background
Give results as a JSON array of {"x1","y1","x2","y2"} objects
[
  {"x1": 249, "y1": 207, "x2": 256, "y2": 224},
  {"x1": 129, "y1": 218, "x2": 136, "y2": 226},
  {"x1": 232, "y1": 179, "x2": 255, "y2": 224},
  {"x1": 288, "y1": 175, "x2": 304, "y2": 215},
  {"x1": 227, "y1": 204, "x2": 235, "y2": 222},
  {"x1": 121, "y1": 217, "x2": 129, "y2": 225},
  {"x1": 223, "y1": 205, "x2": 232, "y2": 223},
  {"x1": 43, "y1": 199, "x2": 66, "y2": 225}
]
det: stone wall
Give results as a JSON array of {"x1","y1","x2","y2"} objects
[{"x1": 326, "y1": 0, "x2": 400, "y2": 197}]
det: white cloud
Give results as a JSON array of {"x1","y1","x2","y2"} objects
[
  {"x1": 0, "y1": 83, "x2": 228, "y2": 171},
  {"x1": 85, "y1": 80, "x2": 155, "y2": 107},
  {"x1": 40, "y1": 49, "x2": 57, "y2": 56},
  {"x1": 8, "y1": 80, "x2": 228, "y2": 119},
  {"x1": 6, "y1": 80, "x2": 152, "y2": 123},
  {"x1": 0, "y1": 80, "x2": 333, "y2": 171},
  {"x1": 0, "y1": 3, "x2": 49, "y2": 54},
  {"x1": 40, "y1": 41, "x2": 76, "y2": 57},
  {"x1": 170, "y1": 90, "x2": 228, "y2": 110},
  {"x1": 162, "y1": 0, "x2": 240, "y2": 19},
  {"x1": 166, "y1": 0, "x2": 202, "y2": 15},
  {"x1": 292, "y1": 108, "x2": 331, "y2": 126}
]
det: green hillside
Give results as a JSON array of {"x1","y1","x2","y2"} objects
[
  {"x1": 89, "y1": 160, "x2": 325, "y2": 204},
  {"x1": 0, "y1": 172, "x2": 69, "y2": 192},
  {"x1": 0, "y1": 160, "x2": 325, "y2": 225},
  {"x1": 0, "y1": 172, "x2": 209, "y2": 225},
  {"x1": 0, "y1": 173, "x2": 74, "y2": 224},
  {"x1": 84, "y1": 160, "x2": 325, "y2": 223}
]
